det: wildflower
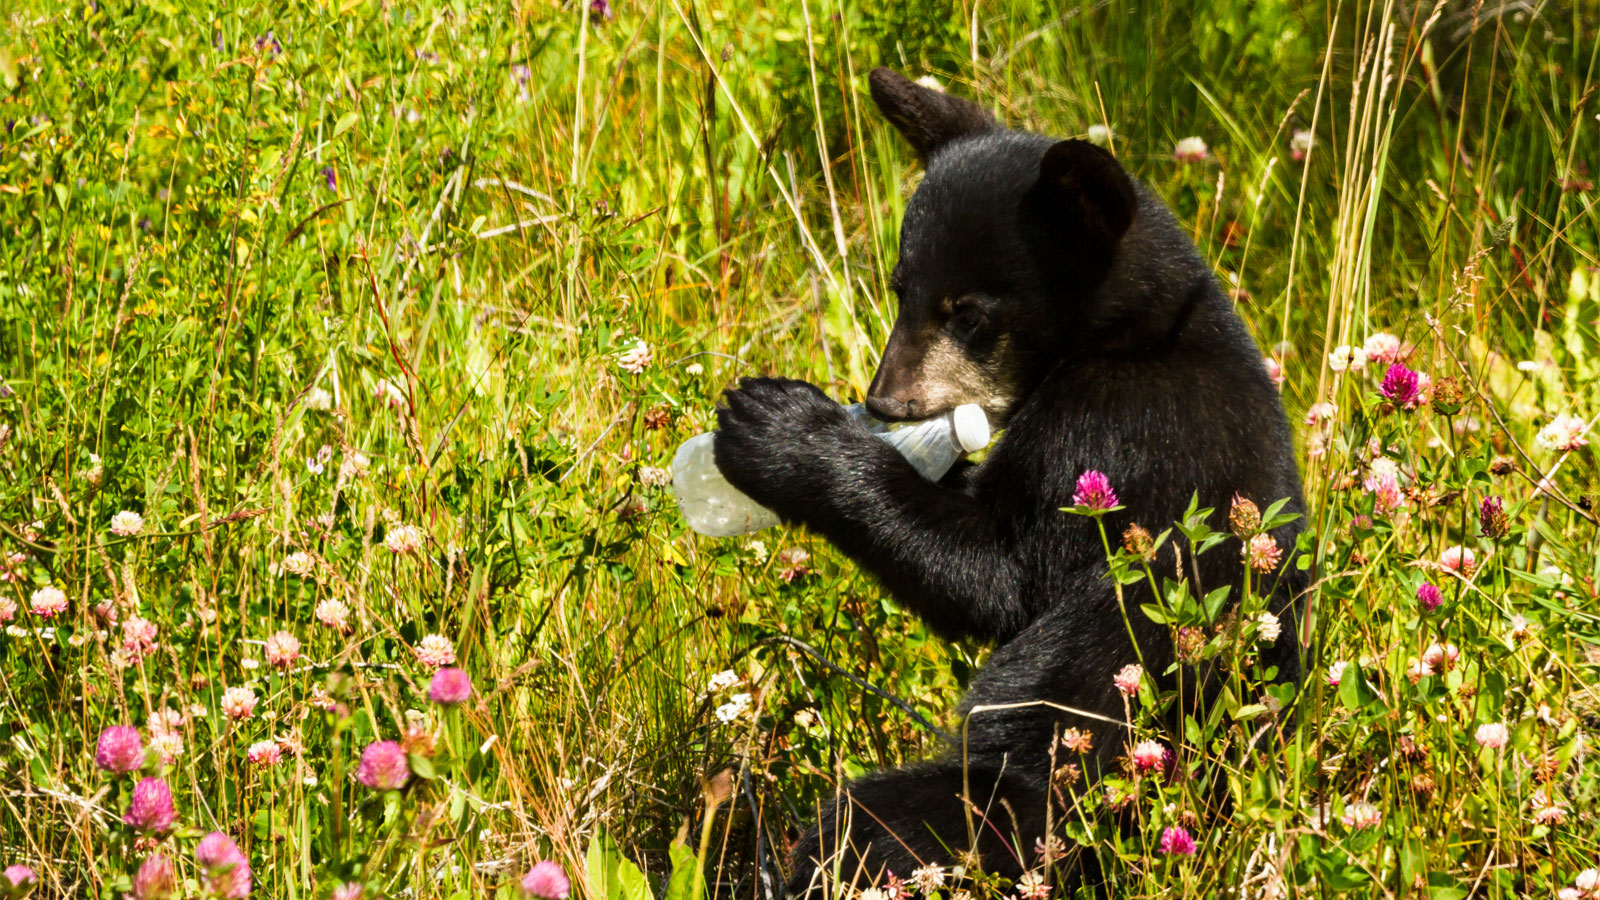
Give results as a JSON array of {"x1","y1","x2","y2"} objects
[
  {"x1": 357, "y1": 740, "x2": 411, "y2": 790},
  {"x1": 319, "y1": 166, "x2": 337, "y2": 192},
  {"x1": 315, "y1": 598, "x2": 352, "y2": 633},
  {"x1": 331, "y1": 885, "x2": 364, "y2": 900},
  {"x1": 1060, "y1": 728, "x2": 1094, "y2": 754},
  {"x1": 1529, "y1": 789, "x2": 1566, "y2": 826},
  {"x1": 1326, "y1": 661, "x2": 1348, "y2": 686},
  {"x1": 715, "y1": 692, "x2": 752, "y2": 723},
  {"x1": 95, "y1": 726, "x2": 145, "y2": 774},
  {"x1": 589, "y1": 0, "x2": 612, "y2": 20},
  {"x1": 282, "y1": 552, "x2": 316, "y2": 577},
  {"x1": 1366, "y1": 470, "x2": 1404, "y2": 514},
  {"x1": 617, "y1": 340, "x2": 653, "y2": 374},
  {"x1": 778, "y1": 546, "x2": 812, "y2": 582},
  {"x1": 3, "y1": 866, "x2": 36, "y2": 891},
  {"x1": 1327, "y1": 345, "x2": 1366, "y2": 373},
  {"x1": 707, "y1": 670, "x2": 740, "y2": 692},
  {"x1": 1015, "y1": 872, "x2": 1050, "y2": 900},
  {"x1": 1474, "y1": 722, "x2": 1509, "y2": 750},
  {"x1": 414, "y1": 634, "x2": 456, "y2": 669},
  {"x1": 1578, "y1": 870, "x2": 1600, "y2": 894},
  {"x1": 1304, "y1": 402, "x2": 1338, "y2": 427},
  {"x1": 1416, "y1": 582, "x2": 1443, "y2": 611},
  {"x1": 29, "y1": 585, "x2": 67, "y2": 618},
  {"x1": 253, "y1": 31, "x2": 283, "y2": 57},
  {"x1": 1508, "y1": 614, "x2": 1531, "y2": 640},
  {"x1": 110, "y1": 510, "x2": 145, "y2": 536},
  {"x1": 339, "y1": 452, "x2": 371, "y2": 481},
  {"x1": 148, "y1": 731, "x2": 184, "y2": 766},
  {"x1": 428, "y1": 668, "x2": 472, "y2": 706},
  {"x1": 264, "y1": 631, "x2": 301, "y2": 669},
  {"x1": 132, "y1": 854, "x2": 177, "y2": 900},
  {"x1": 1262, "y1": 356, "x2": 1285, "y2": 387},
  {"x1": 1535, "y1": 414, "x2": 1590, "y2": 452},
  {"x1": 1159, "y1": 826, "x2": 1197, "y2": 856},
  {"x1": 1113, "y1": 664, "x2": 1142, "y2": 696},
  {"x1": 910, "y1": 866, "x2": 946, "y2": 893},
  {"x1": 1035, "y1": 835, "x2": 1065, "y2": 863},
  {"x1": 1289, "y1": 129, "x2": 1313, "y2": 161},
  {"x1": 1086, "y1": 123, "x2": 1113, "y2": 146},
  {"x1": 0, "y1": 597, "x2": 15, "y2": 622},
  {"x1": 1340, "y1": 801, "x2": 1382, "y2": 829},
  {"x1": 1406, "y1": 658, "x2": 1434, "y2": 682},
  {"x1": 859, "y1": 891, "x2": 886, "y2": 900},
  {"x1": 1255, "y1": 611, "x2": 1282, "y2": 645},
  {"x1": 122, "y1": 616, "x2": 159, "y2": 659},
  {"x1": 1071, "y1": 470, "x2": 1118, "y2": 511},
  {"x1": 1173, "y1": 136, "x2": 1208, "y2": 162},
  {"x1": 374, "y1": 378, "x2": 406, "y2": 409},
  {"x1": 1243, "y1": 533, "x2": 1282, "y2": 572},
  {"x1": 195, "y1": 832, "x2": 252, "y2": 899},
  {"x1": 522, "y1": 861, "x2": 572, "y2": 900},
  {"x1": 1422, "y1": 642, "x2": 1460, "y2": 671},
  {"x1": 125, "y1": 777, "x2": 176, "y2": 832},
  {"x1": 638, "y1": 466, "x2": 671, "y2": 489},
  {"x1": 384, "y1": 523, "x2": 425, "y2": 554},
  {"x1": 1439, "y1": 546, "x2": 1477, "y2": 576},
  {"x1": 1479, "y1": 496, "x2": 1509, "y2": 540},
  {"x1": 305, "y1": 386, "x2": 332, "y2": 410},
  {"x1": 1428, "y1": 375, "x2": 1465, "y2": 414},
  {"x1": 1228, "y1": 494, "x2": 1262, "y2": 538},
  {"x1": 685, "y1": 362, "x2": 704, "y2": 376},
  {"x1": 1130, "y1": 740, "x2": 1169, "y2": 773},
  {"x1": 1379, "y1": 363, "x2": 1421, "y2": 406},
  {"x1": 221, "y1": 686, "x2": 259, "y2": 721},
  {"x1": 1362, "y1": 333, "x2": 1401, "y2": 365},
  {"x1": 247, "y1": 740, "x2": 282, "y2": 766},
  {"x1": 1121, "y1": 524, "x2": 1155, "y2": 561}
]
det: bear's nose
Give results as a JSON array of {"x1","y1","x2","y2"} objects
[{"x1": 866, "y1": 395, "x2": 919, "y2": 421}]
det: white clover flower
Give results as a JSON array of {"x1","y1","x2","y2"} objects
[
  {"x1": 283, "y1": 551, "x2": 316, "y2": 577},
  {"x1": 715, "y1": 692, "x2": 752, "y2": 723},
  {"x1": 1535, "y1": 413, "x2": 1589, "y2": 453},
  {"x1": 1328, "y1": 345, "x2": 1367, "y2": 373},
  {"x1": 707, "y1": 669, "x2": 741, "y2": 692},
  {"x1": 638, "y1": 466, "x2": 671, "y2": 489},
  {"x1": 914, "y1": 74, "x2": 944, "y2": 92},
  {"x1": 1173, "y1": 136, "x2": 1208, "y2": 162},
  {"x1": 1362, "y1": 332, "x2": 1401, "y2": 365},
  {"x1": 109, "y1": 510, "x2": 145, "y2": 537},
  {"x1": 617, "y1": 340, "x2": 653, "y2": 375},
  {"x1": 685, "y1": 362, "x2": 704, "y2": 375},
  {"x1": 1290, "y1": 129, "x2": 1314, "y2": 160},
  {"x1": 306, "y1": 386, "x2": 333, "y2": 410},
  {"x1": 1255, "y1": 611, "x2": 1282, "y2": 645},
  {"x1": 385, "y1": 523, "x2": 425, "y2": 554},
  {"x1": 1086, "y1": 123, "x2": 1113, "y2": 147}
]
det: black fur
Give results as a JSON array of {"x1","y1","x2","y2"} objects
[{"x1": 713, "y1": 69, "x2": 1306, "y2": 895}]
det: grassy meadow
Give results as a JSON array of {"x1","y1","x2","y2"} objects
[{"x1": 2, "y1": 0, "x2": 1599, "y2": 897}]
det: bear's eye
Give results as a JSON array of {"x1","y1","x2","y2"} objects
[{"x1": 949, "y1": 304, "x2": 986, "y2": 337}]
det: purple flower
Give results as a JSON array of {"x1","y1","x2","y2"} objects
[
  {"x1": 1158, "y1": 825, "x2": 1197, "y2": 856},
  {"x1": 125, "y1": 777, "x2": 176, "y2": 832},
  {"x1": 1479, "y1": 495, "x2": 1508, "y2": 540},
  {"x1": 195, "y1": 832, "x2": 251, "y2": 899},
  {"x1": 356, "y1": 740, "x2": 411, "y2": 790},
  {"x1": 589, "y1": 0, "x2": 612, "y2": 20},
  {"x1": 253, "y1": 32, "x2": 283, "y2": 57},
  {"x1": 428, "y1": 668, "x2": 472, "y2": 706},
  {"x1": 94, "y1": 726, "x2": 145, "y2": 774},
  {"x1": 320, "y1": 166, "x2": 337, "y2": 192},
  {"x1": 522, "y1": 861, "x2": 572, "y2": 900},
  {"x1": 1071, "y1": 470, "x2": 1118, "y2": 511},
  {"x1": 3, "y1": 865, "x2": 36, "y2": 890},
  {"x1": 1379, "y1": 363, "x2": 1421, "y2": 406},
  {"x1": 132, "y1": 854, "x2": 177, "y2": 900},
  {"x1": 1416, "y1": 582, "x2": 1443, "y2": 612}
]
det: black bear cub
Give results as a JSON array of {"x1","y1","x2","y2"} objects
[{"x1": 713, "y1": 69, "x2": 1306, "y2": 896}]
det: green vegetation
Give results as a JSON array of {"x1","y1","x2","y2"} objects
[{"x1": 1, "y1": 0, "x2": 1597, "y2": 897}]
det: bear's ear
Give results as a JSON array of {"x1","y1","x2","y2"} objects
[
  {"x1": 869, "y1": 68, "x2": 997, "y2": 161},
  {"x1": 1033, "y1": 139, "x2": 1138, "y2": 245}
]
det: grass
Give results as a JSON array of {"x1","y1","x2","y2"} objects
[{"x1": 1, "y1": 0, "x2": 1598, "y2": 897}]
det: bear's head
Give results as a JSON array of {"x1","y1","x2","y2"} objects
[{"x1": 864, "y1": 68, "x2": 1142, "y2": 427}]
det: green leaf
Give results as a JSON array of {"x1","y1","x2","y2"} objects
[
  {"x1": 333, "y1": 111, "x2": 360, "y2": 137},
  {"x1": 664, "y1": 842, "x2": 706, "y2": 900},
  {"x1": 408, "y1": 753, "x2": 437, "y2": 780}
]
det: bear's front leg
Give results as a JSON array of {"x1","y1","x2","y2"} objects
[
  {"x1": 713, "y1": 377, "x2": 1029, "y2": 642},
  {"x1": 712, "y1": 377, "x2": 883, "y2": 526}
]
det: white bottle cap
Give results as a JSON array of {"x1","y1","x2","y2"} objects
[{"x1": 951, "y1": 404, "x2": 990, "y2": 453}]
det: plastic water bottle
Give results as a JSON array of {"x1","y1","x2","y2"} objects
[{"x1": 672, "y1": 403, "x2": 991, "y2": 537}]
